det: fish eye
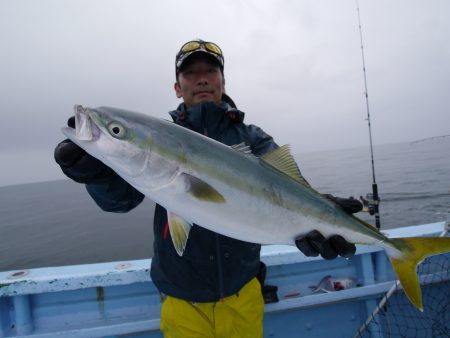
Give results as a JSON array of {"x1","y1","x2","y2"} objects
[{"x1": 108, "y1": 122, "x2": 126, "y2": 139}]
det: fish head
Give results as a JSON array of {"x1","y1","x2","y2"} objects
[{"x1": 62, "y1": 105, "x2": 152, "y2": 180}]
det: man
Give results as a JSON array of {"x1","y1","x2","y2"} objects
[{"x1": 54, "y1": 39, "x2": 361, "y2": 337}]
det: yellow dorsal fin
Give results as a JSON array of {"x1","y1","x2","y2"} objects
[{"x1": 260, "y1": 145, "x2": 310, "y2": 187}]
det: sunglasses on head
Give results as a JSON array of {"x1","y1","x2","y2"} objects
[
  {"x1": 180, "y1": 40, "x2": 222, "y2": 55},
  {"x1": 176, "y1": 40, "x2": 224, "y2": 69}
]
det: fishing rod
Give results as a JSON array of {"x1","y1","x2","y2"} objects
[{"x1": 356, "y1": 0, "x2": 381, "y2": 229}]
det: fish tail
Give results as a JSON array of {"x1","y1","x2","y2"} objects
[{"x1": 388, "y1": 237, "x2": 450, "y2": 311}]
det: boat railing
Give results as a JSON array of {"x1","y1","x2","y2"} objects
[{"x1": 1, "y1": 221, "x2": 448, "y2": 338}]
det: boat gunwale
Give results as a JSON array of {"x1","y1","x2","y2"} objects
[{"x1": 1, "y1": 221, "x2": 446, "y2": 297}]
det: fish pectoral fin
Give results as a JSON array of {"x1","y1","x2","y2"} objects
[
  {"x1": 389, "y1": 236, "x2": 450, "y2": 312},
  {"x1": 167, "y1": 211, "x2": 193, "y2": 256},
  {"x1": 182, "y1": 173, "x2": 225, "y2": 203}
]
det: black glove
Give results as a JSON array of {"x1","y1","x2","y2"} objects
[
  {"x1": 295, "y1": 230, "x2": 356, "y2": 260},
  {"x1": 323, "y1": 194, "x2": 363, "y2": 214},
  {"x1": 293, "y1": 194, "x2": 360, "y2": 259},
  {"x1": 54, "y1": 117, "x2": 117, "y2": 184}
]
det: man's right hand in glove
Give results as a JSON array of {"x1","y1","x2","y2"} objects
[
  {"x1": 294, "y1": 194, "x2": 362, "y2": 260},
  {"x1": 54, "y1": 117, "x2": 116, "y2": 184},
  {"x1": 295, "y1": 230, "x2": 356, "y2": 260}
]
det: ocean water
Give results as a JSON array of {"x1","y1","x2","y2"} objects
[
  {"x1": 297, "y1": 138, "x2": 450, "y2": 229},
  {"x1": 1, "y1": 139, "x2": 449, "y2": 272}
]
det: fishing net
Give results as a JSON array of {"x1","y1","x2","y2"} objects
[{"x1": 355, "y1": 231, "x2": 450, "y2": 338}]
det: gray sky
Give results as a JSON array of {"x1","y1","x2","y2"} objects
[{"x1": 1, "y1": 0, "x2": 449, "y2": 186}]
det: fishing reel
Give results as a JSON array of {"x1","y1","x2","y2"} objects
[
  {"x1": 360, "y1": 193, "x2": 378, "y2": 215},
  {"x1": 360, "y1": 183, "x2": 381, "y2": 229}
]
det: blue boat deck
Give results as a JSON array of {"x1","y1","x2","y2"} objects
[{"x1": 1, "y1": 222, "x2": 449, "y2": 337}]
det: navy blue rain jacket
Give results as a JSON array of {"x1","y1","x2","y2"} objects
[{"x1": 86, "y1": 101, "x2": 278, "y2": 302}]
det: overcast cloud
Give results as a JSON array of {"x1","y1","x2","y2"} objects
[{"x1": 1, "y1": 0, "x2": 449, "y2": 186}]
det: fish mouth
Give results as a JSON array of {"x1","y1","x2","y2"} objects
[
  {"x1": 62, "y1": 105, "x2": 101, "y2": 142},
  {"x1": 74, "y1": 105, "x2": 93, "y2": 140}
]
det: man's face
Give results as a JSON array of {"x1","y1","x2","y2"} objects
[{"x1": 175, "y1": 55, "x2": 225, "y2": 108}]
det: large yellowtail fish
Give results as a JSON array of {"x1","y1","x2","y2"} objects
[{"x1": 62, "y1": 105, "x2": 450, "y2": 311}]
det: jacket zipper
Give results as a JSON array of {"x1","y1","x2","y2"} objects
[
  {"x1": 215, "y1": 233, "x2": 225, "y2": 300},
  {"x1": 201, "y1": 104, "x2": 208, "y2": 136},
  {"x1": 202, "y1": 105, "x2": 224, "y2": 300}
]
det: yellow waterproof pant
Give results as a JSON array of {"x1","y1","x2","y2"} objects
[{"x1": 160, "y1": 277, "x2": 264, "y2": 338}]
